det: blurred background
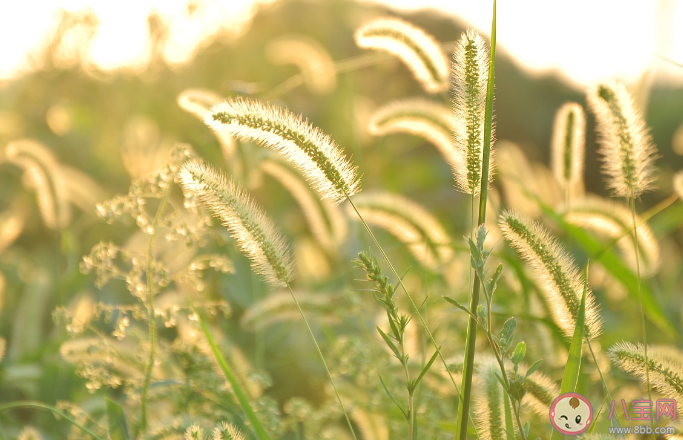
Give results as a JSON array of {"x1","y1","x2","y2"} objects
[{"x1": 1, "y1": 0, "x2": 683, "y2": 438}]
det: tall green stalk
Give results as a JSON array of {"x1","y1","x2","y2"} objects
[
  {"x1": 456, "y1": 1, "x2": 496, "y2": 439},
  {"x1": 284, "y1": 282, "x2": 359, "y2": 440},
  {"x1": 630, "y1": 194, "x2": 654, "y2": 438},
  {"x1": 139, "y1": 190, "x2": 170, "y2": 436}
]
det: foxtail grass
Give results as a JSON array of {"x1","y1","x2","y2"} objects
[
  {"x1": 674, "y1": 170, "x2": 683, "y2": 199},
  {"x1": 451, "y1": 29, "x2": 493, "y2": 197},
  {"x1": 348, "y1": 191, "x2": 452, "y2": 271},
  {"x1": 354, "y1": 17, "x2": 449, "y2": 93},
  {"x1": 265, "y1": 35, "x2": 337, "y2": 95},
  {"x1": 455, "y1": 3, "x2": 497, "y2": 439},
  {"x1": 180, "y1": 160, "x2": 358, "y2": 440},
  {"x1": 0, "y1": 402, "x2": 104, "y2": 440},
  {"x1": 589, "y1": 80, "x2": 660, "y2": 430},
  {"x1": 563, "y1": 195, "x2": 660, "y2": 277},
  {"x1": 206, "y1": 98, "x2": 360, "y2": 205},
  {"x1": 260, "y1": 158, "x2": 347, "y2": 254},
  {"x1": 474, "y1": 357, "x2": 505, "y2": 440},
  {"x1": 499, "y1": 211, "x2": 602, "y2": 339},
  {"x1": 609, "y1": 342, "x2": 683, "y2": 404},
  {"x1": 5, "y1": 139, "x2": 70, "y2": 230},
  {"x1": 551, "y1": 103, "x2": 585, "y2": 203},
  {"x1": 368, "y1": 98, "x2": 459, "y2": 170}
]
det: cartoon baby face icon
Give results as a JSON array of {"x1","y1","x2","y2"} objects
[{"x1": 549, "y1": 392, "x2": 593, "y2": 435}]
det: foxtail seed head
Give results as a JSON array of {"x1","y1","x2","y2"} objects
[
  {"x1": 451, "y1": 29, "x2": 493, "y2": 195},
  {"x1": 213, "y1": 422, "x2": 246, "y2": 440},
  {"x1": 266, "y1": 35, "x2": 337, "y2": 95},
  {"x1": 206, "y1": 97, "x2": 360, "y2": 205},
  {"x1": 180, "y1": 160, "x2": 294, "y2": 287},
  {"x1": 499, "y1": 211, "x2": 602, "y2": 339},
  {"x1": 609, "y1": 342, "x2": 683, "y2": 405},
  {"x1": 348, "y1": 191, "x2": 453, "y2": 270},
  {"x1": 474, "y1": 357, "x2": 505, "y2": 440},
  {"x1": 368, "y1": 98, "x2": 459, "y2": 170},
  {"x1": 355, "y1": 17, "x2": 449, "y2": 93},
  {"x1": 587, "y1": 81, "x2": 658, "y2": 198},
  {"x1": 551, "y1": 103, "x2": 585, "y2": 195}
]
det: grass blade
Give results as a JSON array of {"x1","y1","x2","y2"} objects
[
  {"x1": 550, "y1": 272, "x2": 587, "y2": 440},
  {"x1": 194, "y1": 307, "x2": 272, "y2": 440},
  {"x1": 106, "y1": 398, "x2": 133, "y2": 440}
]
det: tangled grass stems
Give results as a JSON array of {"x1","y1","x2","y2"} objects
[
  {"x1": 0, "y1": 402, "x2": 104, "y2": 440},
  {"x1": 139, "y1": 186, "x2": 170, "y2": 437}
]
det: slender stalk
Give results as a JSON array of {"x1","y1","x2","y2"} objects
[
  {"x1": 0, "y1": 401, "x2": 104, "y2": 440},
  {"x1": 398, "y1": 326, "x2": 415, "y2": 440},
  {"x1": 630, "y1": 195, "x2": 654, "y2": 438},
  {"x1": 284, "y1": 282, "x2": 358, "y2": 440},
  {"x1": 345, "y1": 194, "x2": 480, "y2": 438},
  {"x1": 457, "y1": 2, "x2": 496, "y2": 439},
  {"x1": 139, "y1": 191, "x2": 169, "y2": 436}
]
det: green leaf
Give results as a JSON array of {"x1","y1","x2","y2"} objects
[
  {"x1": 524, "y1": 360, "x2": 543, "y2": 381},
  {"x1": 194, "y1": 307, "x2": 272, "y2": 440},
  {"x1": 377, "y1": 327, "x2": 402, "y2": 360},
  {"x1": 414, "y1": 349, "x2": 440, "y2": 388},
  {"x1": 500, "y1": 317, "x2": 516, "y2": 347},
  {"x1": 378, "y1": 375, "x2": 408, "y2": 419},
  {"x1": 443, "y1": 296, "x2": 476, "y2": 320},
  {"x1": 511, "y1": 342, "x2": 526, "y2": 365},
  {"x1": 551, "y1": 274, "x2": 587, "y2": 440},
  {"x1": 106, "y1": 398, "x2": 132, "y2": 440}
]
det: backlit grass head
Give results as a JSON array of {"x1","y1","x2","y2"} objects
[
  {"x1": 551, "y1": 103, "x2": 585, "y2": 196},
  {"x1": 587, "y1": 81, "x2": 658, "y2": 198},
  {"x1": 180, "y1": 160, "x2": 294, "y2": 287},
  {"x1": 206, "y1": 97, "x2": 360, "y2": 205},
  {"x1": 451, "y1": 29, "x2": 493, "y2": 195},
  {"x1": 499, "y1": 210, "x2": 602, "y2": 339},
  {"x1": 355, "y1": 17, "x2": 449, "y2": 93}
]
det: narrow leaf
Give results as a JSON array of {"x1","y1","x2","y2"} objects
[
  {"x1": 377, "y1": 326, "x2": 402, "y2": 360},
  {"x1": 378, "y1": 374, "x2": 408, "y2": 418},
  {"x1": 106, "y1": 398, "x2": 132, "y2": 440},
  {"x1": 194, "y1": 307, "x2": 272, "y2": 440},
  {"x1": 524, "y1": 360, "x2": 543, "y2": 381},
  {"x1": 414, "y1": 349, "x2": 440, "y2": 388}
]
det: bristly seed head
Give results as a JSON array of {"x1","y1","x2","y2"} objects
[
  {"x1": 180, "y1": 160, "x2": 294, "y2": 287},
  {"x1": 355, "y1": 17, "x2": 449, "y2": 93},
  {"x1": 206, "y1": 97, "x2": 360, "y2": 205},
  {"x1": 587, "y1": 81, "x2": 658, "y2": 198},
  {"x1": 451, "y1": 29, "x2": 494, "y2": 195},
  {"x1": 551, "y1": 103, "x2": 585, "y2": 194},
  {"x1": 499, "y1": 210, "x2": 602, "y2": 339}
]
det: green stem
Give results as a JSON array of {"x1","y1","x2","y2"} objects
[
  {"x1": 284, "y1": 282, "x2": 358, "y2": 440},
  {"x1": 630, "y1": 195, "x2": 654, "y2": 438},
  {"x1": 457, "y1": 2, "x2": 496, "y2": 439},
  {"x1": 398, "y1": 333, "x2": 414, "y2": 440},
  {"x1": 345, "y1": 193, "x2": 480, "y2": 438},
  {"x1": 0, "y1": 401, "x2": 104, "y2": 440},
  {"x1": 194, "y1": 307, "x2": 272, "y2": 440},
  {"x1": 139, "y1": 192, "x2": 169, "y2": 437}
]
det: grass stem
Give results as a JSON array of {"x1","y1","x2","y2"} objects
[{"x1": 0, "y1": 401, "x2": 104, "y2": 440}]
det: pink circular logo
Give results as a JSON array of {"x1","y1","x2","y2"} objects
[{"x1": 549, "y1": 392, "x2": 593, "y2": 435}]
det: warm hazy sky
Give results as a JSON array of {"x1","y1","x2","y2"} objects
[{"x1": 0, "y1": 0, "x2": 681, "y2": 85}]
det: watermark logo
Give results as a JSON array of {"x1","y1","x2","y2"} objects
[{"x1": 549, "y1": 392, "x2": 593, "y2": 435}]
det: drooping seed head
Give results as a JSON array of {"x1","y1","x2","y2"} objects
[
  {"x1": 355, "y1": 17, "x2": 449, "y2": 93},
  {"x1": 609, "y1": 342, "x2": 683, "y2": 406},
  {"x1": 563, "y1": 195, "x2": 660, "y2": 277},
  {"x1": 266, "y1": 35, "x2": 337, "y2": 95},
  {"x1": 368, "y1": 98, "x2": 460, "y2": 171},
  {"x1": 551, "y1": 103, "x2": 585, "y2": 195},
  {"x1": 206, "y1": 97, "x2": 360, "y2": 205},
  {"x1": 587, "y1": 81, "x2": 658, "y2": 198},
  {"x1": 673, "y1": 170, "x2": 683, "y2": 200},
  {"x1": 260, "y1": 158, "x2": 347, "y2": 253},
  {"x1": 348, "y1": 191, "x2": 453, "y2": 270},
  {"x1": 180, "y1": 160, "x2": 294, "y2": 287},
  {"x1": 5, "y1": 139, "x2": 71, "y2": 230},
  {"x1": 451, "y1": 29, "x2": 493, "y2": 195},
  {"x1": 499, "y1": 210, "x2": 602, "y2": 339}
]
